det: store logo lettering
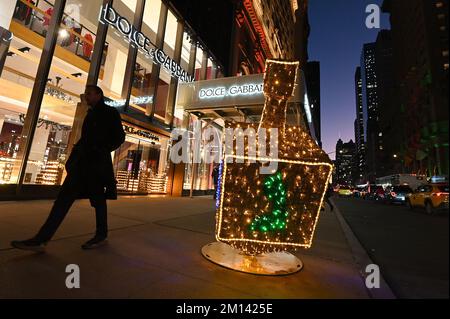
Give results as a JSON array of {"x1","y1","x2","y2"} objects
[
  {"x1": 105, "y1": 96, "x2": 153, "y2": 107},
  {"x1": 123, "y1": 124, "x2": 159, "y2": 142},
  {"x1": 100, "y1": 4, "x2": 193, "y2": 83},
  {"x1": 199, "y1": 83, "x2": 263, "y2": 99},
  {"x1": 150, "y1": 48, "x2": 192, "y2": 83}
]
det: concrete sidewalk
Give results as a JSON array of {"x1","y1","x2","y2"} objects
[{"x1": 0, "y1": 196, "x2": 395, "y2": 299}]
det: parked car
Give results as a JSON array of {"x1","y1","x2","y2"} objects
[
  {"x1": 353, "y1": 186, "x2": 368, "y2": 198},
  {"x1": 384, "y1": 185, "x2": 413, "y2": 205},
  {"x1": 338, "y1": 186, "x2": 353, "y2": 197},
  {"x1": 406, "y1": 183, "x2": 449, "y2": 214},
  {"x1": 368, "y1": 185, "x2": 385, "y2": 201}
]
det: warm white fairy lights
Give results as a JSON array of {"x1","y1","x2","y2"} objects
[
  {"x1": 215, "y1": 59, "x2": 333, "y2": 255},
  {"x1": 216, "y1": 155, "x2": 333, "y2": 251}
]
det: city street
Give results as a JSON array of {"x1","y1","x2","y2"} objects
[{"x1": 334, "y1": 196, "x2": 449, "y2": 299}]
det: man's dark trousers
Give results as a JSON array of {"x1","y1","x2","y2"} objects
[{"x1": 34, "y1": 173, "x2": 107, "y2": 243}]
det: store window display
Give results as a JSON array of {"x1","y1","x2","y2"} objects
[
  {"x1": 112, "y1": 125, "x2": 170, "y2": 194},
  {"x1": 0, "y1": 0, "x2": 57, "y2": 184},
  {"x1": 17, "y1": 0, "x2": 104, "y2": 185}
]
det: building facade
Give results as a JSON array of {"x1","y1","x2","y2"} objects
[
  {"x1": 169, "y1": 0, "x2": 309, "y2": 75},
  {"x1": 334, "y1": 138, "x2": 356, "y2": 186},
  {"x1": 161, "y1": 0, "x2": 314, "y2": 196},
  {"x1": 353, "y1": 67, "x2": 365, "y2": 183},
  {"x1": 382, "y1": 0, "x2": 449, "y2": 177},
  {"x1": 361, "y1": 42, "x2": 383, "y2": 182},
  {"x1": 229, "y1": 0, "x2": 301, "y2": 76},
  {"x1": 0, "y1": 0, "x2": 224, "y2": 199},
  {"x1": 0, "y1": 0, "x2": 314, "y2": 200},
  {"x1": 305, "y1": 61, "x2": 321, "y2": 147},
  {"x1": 374, "y1": 30, "x2": 396, "y2": 176}
]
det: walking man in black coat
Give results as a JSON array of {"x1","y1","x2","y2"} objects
[{"x1": 11, "y1": 85, "x2": 125, "y2": 252}]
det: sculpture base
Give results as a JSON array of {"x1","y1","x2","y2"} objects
[{"x1": 201, "y1": 241, "x2": 303, "y2": 276}]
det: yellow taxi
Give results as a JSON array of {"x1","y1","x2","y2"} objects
[
  {"x1": 338, "y1": 186, "x2": 353, "y2": 197},
  {"x1": 406, "y1": 183, "x2": 449, "y2": 214}
]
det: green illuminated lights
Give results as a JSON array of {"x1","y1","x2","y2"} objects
[{"x1": 250, "y1": 172, "x2": 289, "y2": 233}]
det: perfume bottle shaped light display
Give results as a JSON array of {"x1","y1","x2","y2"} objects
[{"x1": 202, "y1": 60, "x2": 333, "y2": 275}]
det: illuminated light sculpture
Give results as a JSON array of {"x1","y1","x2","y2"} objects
[{"x1": 202, "y1": 59, "x2": 333, "y2": 275}]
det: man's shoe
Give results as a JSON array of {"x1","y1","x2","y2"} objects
[
  {"x1": 11, "y1": 239, "x2": 46, "y2": 253},
  {"x1": 81, "y1": 237, "x2": 108, "y2": 250}
]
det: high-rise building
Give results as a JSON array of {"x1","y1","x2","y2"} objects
[
  {"x1": 382, "y1": 0, "x2": 449, "y2": 176},
  {"x1": 375, "y1": 30, "x2": 396, "y2": 175},
  {"x1": 294, "y1": 0, "x2": 310, "y2": 67},
  {"x1": 334, "y1": 139, "x2": 356, "y2": 186},
  {"x1": 361, "y1": 42, "x2": 383, "y2": 182},
  {"x1": 305, "y1": 61, "x2": 321, "y2": 147},
  {"x1": 354, "y1": 67, "x2": 365, "y2": 183}
]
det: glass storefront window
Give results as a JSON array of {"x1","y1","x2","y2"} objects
[
  {"x1": 12, "y1": 0, "x2": 103, "y2": 64},
  {"x1": 1, "y1": 0, "x2": 54, "y2": 184},
  {"x1": 151, "y1": 9, "x2": 178, "y2": 121},
  {"x1": 163, "y1": 10, "x2": 177, "y2": 57},
  {"x1": 142, "y1": 0, "x2": 161, "y2": 44},
  {"x1": 207, "y1": 57, "x2": 214, "y2": 80},
  {"x1": 170, "y1": 32, "x2": 192, "y2": 128},
  {"x1": 195, "y1": 46, "x2": 203, "y2": 80},
  {"x1": 183, "y1": 117, "x2": 222, "y2": 192},
  {"x1": 153, "y1": 68, "x2": 170, "y2": 120},
  {"x1": 129, "y1": 54, "x2": 153, "y2": 114},
  {"x1": 98, "y1": 0, "x2": 135, "y2": 102},
  {"x1": 121, "y1": 0, "x2": 137, "y2": 13},
  {"x1": 180, "y1": 32, "x2": 191, "y2": 72},
  {"x1": 113, "y1": 124, "x2": 170, "y2": 194},
  {"x1": 0, "y1": 108, "x2": 22, "y2": 184},
  {"x1": 16, "y1": 0, "x2": 104, "y2": 185},
  {"x1": 1, "y1": 0, "x2": 220, "y2": 196},
  {"x1": 11, "y1": 0, "x2": 55, "y2": 37},
  {"x1": 129, "y1": 0, "x2": 162, "y2": 116}
]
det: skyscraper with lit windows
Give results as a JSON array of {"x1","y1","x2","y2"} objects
[
  {"x1": 354, "y1": 67, "x2": 365, "y2": 183},
  {"x1": 361, "y1": 42, "x2": 383, "y2": 182}
]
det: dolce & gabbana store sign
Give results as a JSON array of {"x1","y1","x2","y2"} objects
[{"x1": 100, "y1": 4, "x2": 194, "y2": 83}]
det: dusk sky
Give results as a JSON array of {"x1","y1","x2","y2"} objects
[{"x1": 308, "y1": 0, "x2": 390, "y2": 159}]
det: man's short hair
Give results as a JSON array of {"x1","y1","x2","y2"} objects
[{"x1": 85, "y1": 85, "x2": 104, "y2": 97}]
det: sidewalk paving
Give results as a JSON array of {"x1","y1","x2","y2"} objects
[{"x1": 0, "y1": 196, "x2": 395, "y2": 299}]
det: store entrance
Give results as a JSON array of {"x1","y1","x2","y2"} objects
[{"x1": 174, "y1": 73, "x2": 306, "y2": 196}]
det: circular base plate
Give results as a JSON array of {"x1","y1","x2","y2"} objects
[{"x1": 201, "y1": 241, "x2": 303, "y2": 276}]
